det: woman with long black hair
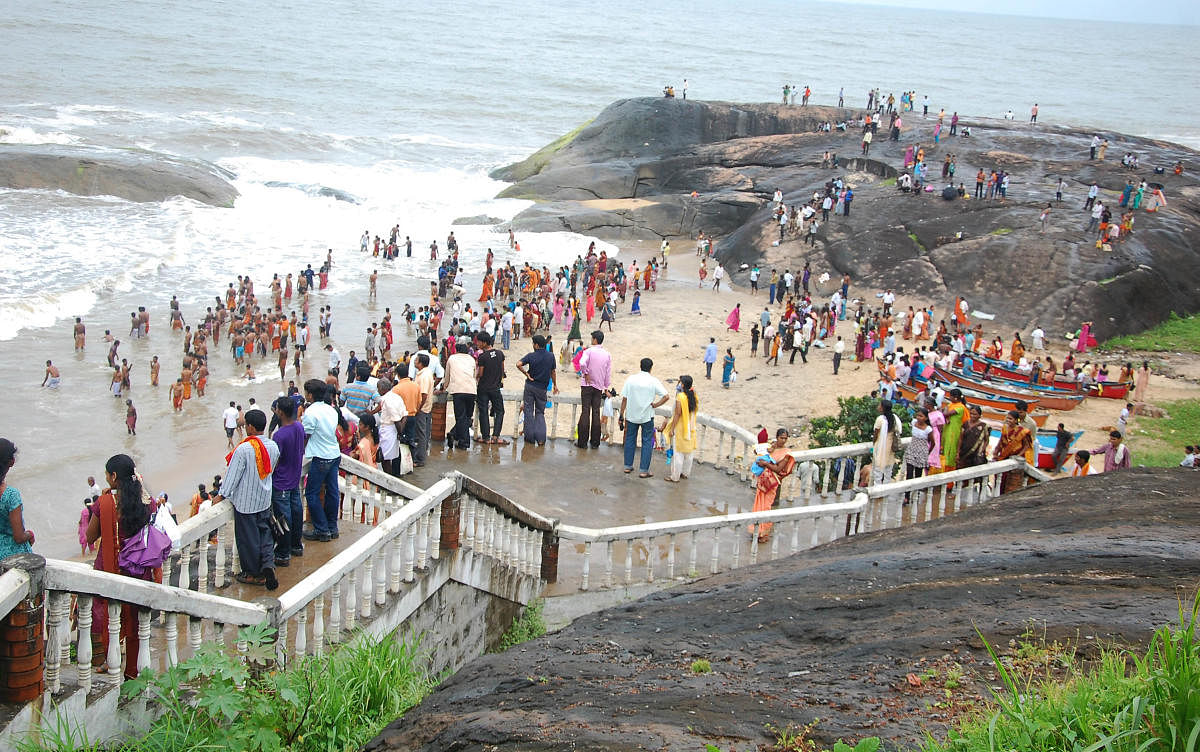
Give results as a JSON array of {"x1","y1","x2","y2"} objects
[{"x1": 86, "y1": 453, "x2": 159, "y2": 679}]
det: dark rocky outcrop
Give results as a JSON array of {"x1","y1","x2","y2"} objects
[
  {"x1": 493, "y1": 97, "x2": 1200, "y2": 339},
  {"x1": 367, "y1": 468, "x2": 1200, "y2": 751},
  {"x1": 0, "y1": 145, "x2": 238, "y2": 206}
]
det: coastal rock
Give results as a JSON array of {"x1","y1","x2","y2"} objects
[
  {"x1": 366, "y1": 468, "x2": 1200, "y2": 751},
  {"x1": 0, "y1": 144, "x2": 238, "y2": 206},
  {"x1": 494, "y1": 97, "x2": 1200, "y2": 339},
  {"x1": 451, "y1": 214, "x2": 504, "y2": 226}
]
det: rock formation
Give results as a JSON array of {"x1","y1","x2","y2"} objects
[
  {"x1": 0, "y1": 145, "x2": 238, "y2": 206},
  {"x1": 366, "y1": 468, "x2": 1200, "y2": 751},
  {"x1": 494, "y1": 98, "x2": 1200, "y2": 340}
]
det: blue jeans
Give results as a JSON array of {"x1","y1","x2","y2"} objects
[
  {"x1": 272, "y1": 487, "x2": 303, "y2": 558},
  {"x1": 305, "y1": 456, "x2": 341, "y2": 536},
  {"x1": 623, "y1": 419, "x2": 655, "y2": 473},
  {"x1": 502, "y1": 329, "x2": 511, "y2": 350}
]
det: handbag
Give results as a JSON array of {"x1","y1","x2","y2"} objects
[{"x1": 118, "y1": 523, "x2": 173, "y2": 576}]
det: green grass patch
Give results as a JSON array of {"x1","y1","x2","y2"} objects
[
  {"x1": 921, "y1": 596, "x2": 1200, "y2": 752},
  {"x1": 907, "y1": 232, "x2": 928, "y2": 253},
  {"x1": 1126, "y1": 398, "x2": 1200, "y2": 468},
  {"x1": 989, "y1": 227, "x2": 1013, "y2": 235},
  {"x1": 1101, "y1": 312, "x2": 1200, "y2": 353},
  {"x1": 495, "y1": 119, "x2": 593, "y2": 183},
  {"x1": 879, "y1": 177, "x2": 896, "y2": 187},
  {"x1": 20, "y1": 625, "x2": 435, "y2": 752},
  {"x1": 495, "y1": 599, "x2": 546, "y2": 652},
  {"x1": 691, "y1": 658, "x2": 712, "y2": 674}
]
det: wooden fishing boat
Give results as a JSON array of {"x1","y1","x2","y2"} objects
[
  {"x1": 896, "y1": 380, "x2": 1032, "y2": 414},
  {"x1": 933, "y1": 366, "x2": 1084, "y2": 411},
  {"x1": 894, "y1": 381, "x2": 1049, "y2": 426}
]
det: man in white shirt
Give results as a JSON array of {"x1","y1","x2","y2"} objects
[
  {"x1": 407, "y1": 335, "x2": 445, "y2": 380},
  {"x1": 881, "y1": 289, "x2": 895, "y2": 314},
  {"x1": 618, "y1": 358, "x2": 669, "y2": 477},
  {"x1": 782, "y1": 270, "x2": 795, "y2": 298},
  {"x1": 222, "y1": 400, "x2": 240, "y2": 449},
  {"x1": 1031, "y1": 325, "x2": 1045, "y2": 351},
  {"x1": 712, "y1": 264, "x2": 725, "y2": 291},
  {"x1": 326, "y1": 344, "x2": 341, "y2": 377},
  {"x1": 500, "y1": 309, "x2": 514, "y2": 350}
]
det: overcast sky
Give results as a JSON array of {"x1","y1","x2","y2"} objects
[{"x1": 830, "y1": 0, "x2": 1198, "y2": 25}]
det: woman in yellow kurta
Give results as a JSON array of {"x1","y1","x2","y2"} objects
[{"x1": 664, "y1": 376, "x2": 699, "y2": 482}]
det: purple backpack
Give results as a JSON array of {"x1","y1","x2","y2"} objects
[{"x1": 119, "y1": 523, "x2": 173, "y2": 576}]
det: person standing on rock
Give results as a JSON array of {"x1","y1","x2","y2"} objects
[
  {"x1": 1030, "y1": 104, "x2": 1038, "y2": 123},
  {"x1": 838, "y1": 87, "x2": 844, "y2": 107},
  {"x1": 1090, "y1": 135, "x2": 1101, "y2": 159},
  {"x1": 1056, "y1": 178, "x2": 1067, "y2": 203},
  {"x1": 1084, "y1": 183, "x2": 1099, "y2": 211},
  {"x1": 861, "y1": 129, "x2": 873, "y2": 155},
  {"x1": 682, "y1": 79, "x2": 688, "y2": 100}
]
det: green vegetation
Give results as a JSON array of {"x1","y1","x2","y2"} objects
[
  {"x1": 495, "y1": 599, "x2": 546, "y2": 652},
  {"x1": 809, "y1": 395, "x2": 912, "y2": 448},
  {"x1": 908, "y1": 232, "x2": 928, "y2": 253},
  {"x1": 921, "y1": 596, "x2": 1200, "y2": 752},
  {"x1": 1101, "y1": 312, "x2": 1200, "y2": 353},
  {"x1": 879, "y1": 177, "x2": 897, "y2": 187},
  {"x1": 989, "y1": 227, "x2": 1013, "y2": 235},
  {"x1": 497, "y1": 119, "x2": 593, "y2": 184},
  {"x1": 690, "y1": 658, "x2": 713, "y2": 674},
  {"x1": 1126, "y1": 399, "x2": 1200, "y2": 468},
  {"x1": 21, "y1": 625, "x2": 434, "y2": 752}
]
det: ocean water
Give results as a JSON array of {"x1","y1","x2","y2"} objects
[
  {"x1": 0, "y1": 0, "x2": 1197, "y2": 555},
  {"x1": 2, "y1": 0, "x2": 1198, "y2": 338}
]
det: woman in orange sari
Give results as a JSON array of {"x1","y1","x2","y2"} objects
[
  {"x1": 749, "y1": 429, "x2": 796, "y2": 542},
  {"x1": 86, "y1": 454, "x2": 161, "y2": 679},
  {"x1": 479, "y1": 273, "x2": 494, "y2": 302},
  {"x1": 992, "y1": 410, "x2": 1033, "y2": 494}
]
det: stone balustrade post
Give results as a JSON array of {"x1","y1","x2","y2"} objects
[
  {"x1": 539, "y1": 530, "x2": 559, "y2": 583},
  {"x1": 440, "y1": 493, "x2": 461, "y2": 552},
  {"x1": 0, "y1": 553, "x2": 46, "y2": 703}
]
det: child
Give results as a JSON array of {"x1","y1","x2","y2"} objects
[
  {"x1": 600, "y1": 388, "x2": 617, "y2": 443},
  {"x1": 355, "y1": 413, "x2": 380, "y2": 523},
  {"x1": 1070, "y1": 449, "x2": 1091, "y2": 477},
  {"x1": 630, "y1": 290, "x2": 642, "y2": 315}
]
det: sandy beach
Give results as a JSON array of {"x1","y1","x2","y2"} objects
[{"x1": 5, "y1": 230, "x2": 1197, "y2": 560}]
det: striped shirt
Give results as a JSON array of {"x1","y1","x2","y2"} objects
[{"x1": 223, "y1": 437, "x2": 279, "y2": 515}]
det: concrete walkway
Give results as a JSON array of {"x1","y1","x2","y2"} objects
[{"x1": 216, "y1": 439, "x2": 752, "y2": 603}]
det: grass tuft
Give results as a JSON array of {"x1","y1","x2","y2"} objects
[
  {"x1": 989, "y1": 227, "x2": 1013, "y2": 235},
  {"x1": 691, "y1": 658, "x2": 713, "y2": 674},
  {"x1": 495, "y1": 599, "x2": 546, "y2": 652},
  {"x1": 921, "y1": 593, "x2": 1200, "y2": 752}
]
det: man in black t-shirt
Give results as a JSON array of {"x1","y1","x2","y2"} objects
[
  {"x1": 474, "y1": 333, "x2": 507, "y2": 444},
  {"x1": 516, "y1": 335, "x2": 557, "y2": 445}
]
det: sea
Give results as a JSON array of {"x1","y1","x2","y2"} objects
[{"x1": 1, "y1": 0, "x2": 1197, "y2": 556}]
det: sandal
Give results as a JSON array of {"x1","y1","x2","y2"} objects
[
  {"x1": 624, "y1": 468, "x2": 633, "y2": 474},
  {"x1": 639, "y1": 472, "x2": 653, "y2": 478},
  {"x1": 492, "y1": 438, "x2": 510, "y2": 446},
  {"x1": 236, "y1": 572, "x2": 266, "y2": 586},
  {"x1": 663, "y1": 477, "x2": 678, "y2": 483}
]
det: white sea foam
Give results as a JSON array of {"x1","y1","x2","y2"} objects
[{"x1": 0, "y1": 125, "x2": 81, "y2": 145}]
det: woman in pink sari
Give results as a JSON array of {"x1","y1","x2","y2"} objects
[
  {"x1": 725, "y1": 303, "x2": 741, "y2": 332},
  {"x1": 925, "y1": 399, "x2": 945, "y2": 472},
  {"x1": 1075, "y1": 320, "x2": 1096, "y2": 353}
]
